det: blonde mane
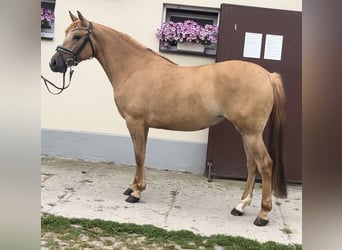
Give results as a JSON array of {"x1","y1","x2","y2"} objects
[
  {"x1": 96, "y1": 23, "x2": 178, "y2": 65},
  {"x1": 146, "y1": 48, "x2": 178, "y2": 65}
]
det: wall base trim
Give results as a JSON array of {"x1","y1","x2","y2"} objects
[{"x1": 41, "y1": 129, "x2": 208, "y2": 174}]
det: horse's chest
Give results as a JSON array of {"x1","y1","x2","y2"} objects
[
  {"x1": 113, "y1": 93, "x2": 128, "y2": 119},
  {"x1": 113, "y1": 90, "x2": 150, "y2": 119}
]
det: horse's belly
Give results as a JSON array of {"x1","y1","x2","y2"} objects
[{"x1": 147, "y1": 109, "x2": 224, "y2": 131}]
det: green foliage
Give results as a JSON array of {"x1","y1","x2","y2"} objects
[{"x1": 41, "y1": 214, "x2": 302, "y2": 250}]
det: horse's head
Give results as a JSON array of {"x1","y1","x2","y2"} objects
[{"x1": 49, "y1": 11, "x2": 95, "y2": 73}]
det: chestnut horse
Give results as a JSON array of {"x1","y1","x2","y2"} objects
[{"x1": 49, "y1": 11, "x2": 287, "y2": 226}]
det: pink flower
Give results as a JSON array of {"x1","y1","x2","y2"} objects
[
  {"x1": 156, "y1": 20, "x2": 218, "y2": 47},
  {"x1": 41, "y1": 8, "x2": 55, "y2": 26}
]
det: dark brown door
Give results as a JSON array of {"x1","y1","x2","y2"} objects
[{"x1": 205, "y1": 4, "x2": 302, "y2": 183}]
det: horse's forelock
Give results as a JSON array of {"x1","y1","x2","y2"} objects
[{"x1": 65, "y1": 20, "x2": 81, "y2": 34}]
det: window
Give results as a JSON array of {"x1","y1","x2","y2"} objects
[
  {"x1": 41, "y1": 0, "x2": 56, "y2": 40},
  {"x1": 158, "y1": 4, "x2": 220, "y2": 57}
]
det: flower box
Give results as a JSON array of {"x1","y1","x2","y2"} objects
[
  {"x1": 41, "y1": 0, "x2": 56, "y2": 39},
  {"x1": 176, "y1": 42, "x2": 205, "y2": 53},
  {"x1": 156, "y1": 20, "x2": 218, "y2": 57}
]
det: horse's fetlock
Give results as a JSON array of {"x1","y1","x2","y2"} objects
[
  {"x1": 129, "y1": 183, "x2": 137, "y2": 190},
  {"x1": 137, "y1": 182, "x2": 146, "y2": 191},
  {"x1": 262, "y1": 200, "x2": 272, "y2": 212}
]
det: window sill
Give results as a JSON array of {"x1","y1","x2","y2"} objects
[
  {"x1": 41, "y1": 24, "x2": 54, "y2": 40},
  {"x1": 159, "y1": 42, "x2": 216, "y2": 58}
]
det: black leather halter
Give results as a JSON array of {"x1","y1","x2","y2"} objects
[
  {"x1": 41, "y1": 22, "x2": 95, "y2": 95},
  {"x1": 56, "y1": 22, "x2": 95, "y2": 67}
]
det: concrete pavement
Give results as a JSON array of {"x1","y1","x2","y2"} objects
[{"x1": 41, "y1": 156, "x2": 302, "y2": 245}]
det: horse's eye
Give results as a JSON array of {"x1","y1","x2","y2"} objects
[{"x1": 73, "y1": 35, "x2": 82, "y2": 40}]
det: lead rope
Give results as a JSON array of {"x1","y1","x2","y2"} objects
[{"x1": 41, "y1": 67, "x2": 74, "y2": 95}]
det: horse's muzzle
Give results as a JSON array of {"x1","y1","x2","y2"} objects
[{"x1": 49, "y1": 53, "x2": 67, "y2": 73}]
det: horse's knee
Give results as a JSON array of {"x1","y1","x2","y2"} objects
[{"x1": 135, "y1": 153, "x2": 145, "y2": 166}]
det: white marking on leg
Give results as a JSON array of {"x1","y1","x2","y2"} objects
[{"x1": 235, "y1": 194, "x2": 252, "y2": 213}]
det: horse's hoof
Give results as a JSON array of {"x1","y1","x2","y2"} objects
[
  {"x1": 125, "y1": 195, "x2": 140, "y2": 203},
  {"x1": 253, "y1": 217, "x2": 269, "y2": 226},
  {"x1": 231, "y1": 208, "x2": 244, "y2": 216},
  {"x1": 123, "y1": 188, "x2": 133, "y2": 196}
]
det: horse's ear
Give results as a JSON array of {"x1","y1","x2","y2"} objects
[
  {"x1": 76, "y1": 10, "x2": 89, "y2": 27},
  {"x1": 69, "y1": 11, "x2": 78, "y2": 22}
]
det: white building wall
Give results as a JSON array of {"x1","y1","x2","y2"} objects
[{"x1": 41, "y1": 0, "x2": 301, "y2": 172}]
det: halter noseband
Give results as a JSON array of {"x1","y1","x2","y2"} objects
[
  {"x1": 56, "y1": 22, "x2": 95, "y2": 67},
  {"x1": 41, "y1": 22, "x2": 95, "y2": 95}
]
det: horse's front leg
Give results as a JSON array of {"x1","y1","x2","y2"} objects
[{"x1": 123, "y1": 118, "x2": 149, "y2": 203}]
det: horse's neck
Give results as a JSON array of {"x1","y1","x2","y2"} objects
[{"x1": 93, "y1": 23, "x2": 155, "y2": 90}]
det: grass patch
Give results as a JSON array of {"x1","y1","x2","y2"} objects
[{"x1": 42, "y1": 213, "x2": 301, "y2": 249}]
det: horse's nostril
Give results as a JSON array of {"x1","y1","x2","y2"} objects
[
  {"x1": 49, "y1": 58, "x2": 58, "y2": 71},
  {"x1": 51, "y1": 58, "x2": 57, "y2": 66}
]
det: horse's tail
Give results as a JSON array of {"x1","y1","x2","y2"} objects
[{"x1": 269, "y1": 73, "x2": 287, "y2": 198}]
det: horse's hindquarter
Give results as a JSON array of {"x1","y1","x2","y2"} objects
[
  {"x1": 115, "y1": 60, "x2": 274, "y2": 132},
  {"x1": 213, "y1": 61, "x2": 274, "y2": 123}
]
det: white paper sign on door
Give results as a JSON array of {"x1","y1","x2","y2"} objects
[
  {"x1": 264, "y1": 34, "x2": 283, "y2": 60},
  {"x1": 243, "y1": 32, "x2": 263, "y2": 59}
]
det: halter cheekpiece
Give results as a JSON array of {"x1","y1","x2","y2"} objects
[
  {"x1": 56, "y1": 22, "x2": 95, "y2": 66},
  {"x1": 41, "y1": 22, "x2": 95, "y2": 95}
]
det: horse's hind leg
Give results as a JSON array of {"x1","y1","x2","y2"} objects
[
  {"x1": 123, "y1": 118, "x2": 149, "y2": 203},
  {"x1": 241, "y1": 133, "x2": 273, "y2": 226},
  {"x1": 231, "y1": 141, "x2": 257, "y2": 216}
]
